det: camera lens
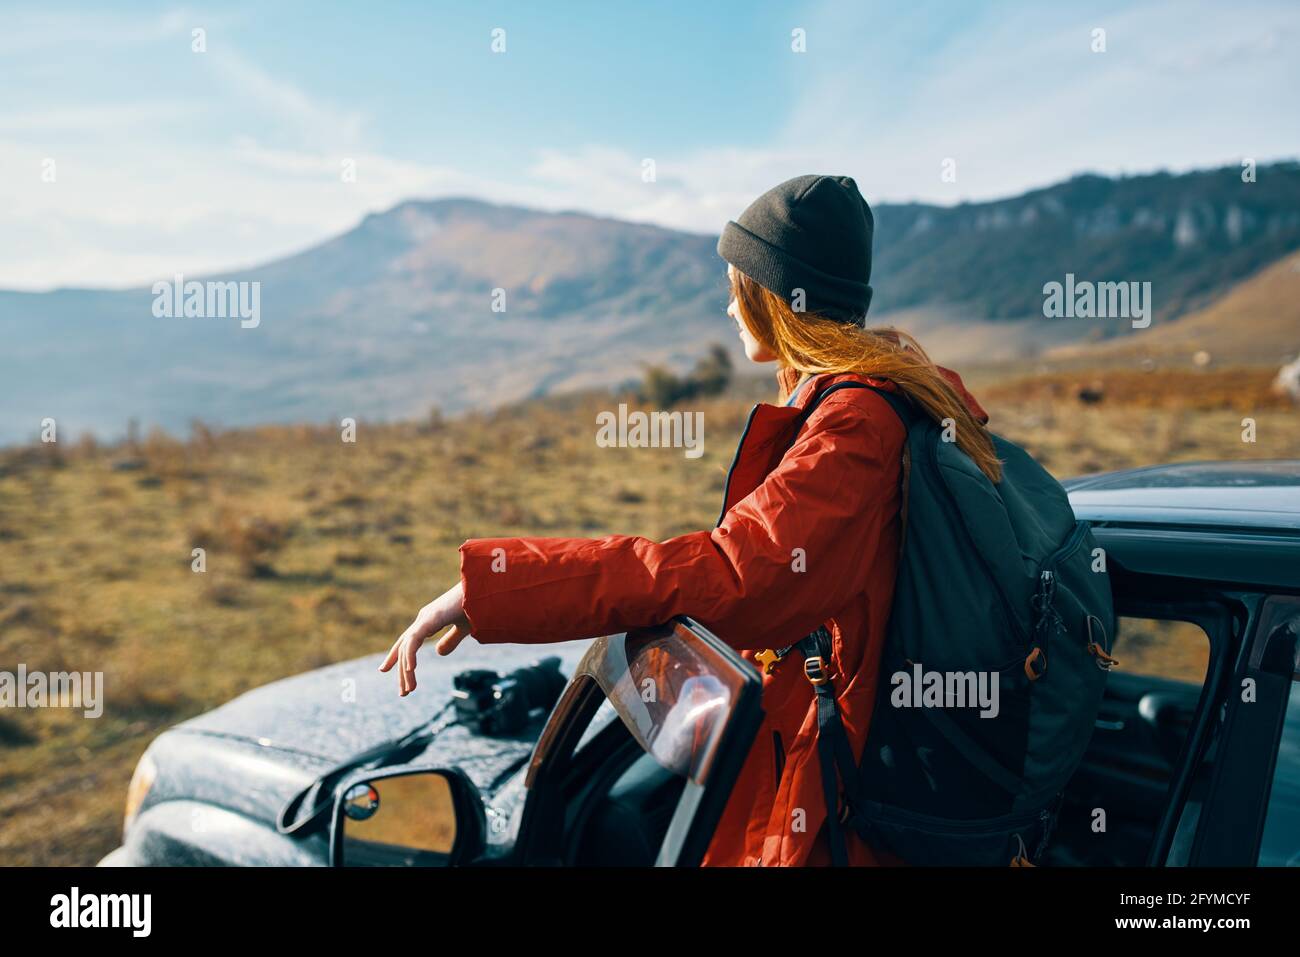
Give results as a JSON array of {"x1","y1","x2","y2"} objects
[{"x1": 509, "y1": 657, "x2": 566, "y2": 716}]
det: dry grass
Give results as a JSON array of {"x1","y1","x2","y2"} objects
[{"x1": 1, "y1": 366, "x2": 1296, "y2": 865}]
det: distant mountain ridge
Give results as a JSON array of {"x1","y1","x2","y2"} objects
[
  {"x1": 2, "y1": 161, "x2": 1298, "y2": 443},
  {"x1": 1049, "y1": 248, "x2": 1300, "y2": 366},
  {"x1": 875, "y1": 162, "x2": 1300, "y2": 320}
]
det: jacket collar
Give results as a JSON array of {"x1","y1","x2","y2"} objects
[
  {"x1": 784, "y1": 371, "x2": 898, "y2": 410},
  {"x1": 717, "y1": 368, "x2": 987, "y2": 523},
  {"x1": 783, "y1": 368, "x2": 988, "y2": 424},
  {"x1": 716, "y1": 372, "x2": 898, "y2": 524}
]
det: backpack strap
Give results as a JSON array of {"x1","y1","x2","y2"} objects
[
  {"x1": 788, "y1": 381, "x2": 915, "y2": 866},
  {"x1": 798, "y1": 627, "x2": 870, "y2": 866},
  {"x1": 793, "y1": 380, "x2": 916, "y2": 436}
]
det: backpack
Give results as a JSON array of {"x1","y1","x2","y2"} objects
[{"x1": 793, "y1": 382, "x2": 1117, "y2": 866}]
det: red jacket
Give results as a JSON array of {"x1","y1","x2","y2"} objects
[{"x1": 458, "y1": 370, "x2": 988, "y2": 866}]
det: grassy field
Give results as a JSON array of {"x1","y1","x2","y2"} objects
[{"x1": 1, "y1": 364, "x2": 1296, "y2": 865}]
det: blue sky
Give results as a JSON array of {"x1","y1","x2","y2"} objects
[{"x1": 2, "y1": 0, "x2": 1297, "y2": 289}]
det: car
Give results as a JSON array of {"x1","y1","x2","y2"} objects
[{"x1": 99, "y1": 460, "x2": 1300, "y2": 868}]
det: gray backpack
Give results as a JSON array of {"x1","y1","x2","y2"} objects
[{"x1": 793, "y1": 382, "x2": 1116, "y2": 866}]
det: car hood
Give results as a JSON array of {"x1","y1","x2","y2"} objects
[
  {"x1": 142, "y1": 640, "x2": 592, "y2": 832},
  {"x1": 177, "y1": 640, "x2": 590, "y2": 761}
]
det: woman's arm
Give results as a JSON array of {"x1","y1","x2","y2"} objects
[
  {"x1": 378, "y1": 583, "x2": 470, "y2": 696},
  {"x1": 382, "y1": 390, "x2": 902, "y2": 694}
]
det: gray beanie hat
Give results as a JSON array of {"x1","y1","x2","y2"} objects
[{"x1": 717, "y1": 174, "x2": 874, "y2": 323}]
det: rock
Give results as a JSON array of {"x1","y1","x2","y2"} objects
[
  {"x1": 1272, "y1": 356, "x2": 1300, "y2": 403},
  {"x1": 1076, "y1": 380, "x2": 1106, "y2": 405}
]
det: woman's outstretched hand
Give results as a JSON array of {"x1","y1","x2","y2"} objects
[{"x1": 379, "y1": 581, "x2": 471, "y2": 696}]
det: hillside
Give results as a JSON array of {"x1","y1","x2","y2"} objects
[
  {"x1": 874, "y1": 163, "x2": 1300, "y2": 322},
  {"x1": 2, "y1": 365, "x2": 1296, "y2": 866},
  {"x1": 1047, "y1": 250, "x2": 1300, "y2": 367},
  {"x1": 0, "y1": 200, "x2": 726, "y2": 444},
  {"x1": 3, "y1": 162, "x2": 1299, "y2": 444}
]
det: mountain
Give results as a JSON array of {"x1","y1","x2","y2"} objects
[
  {"x1": 873, "y1": 161, "x2": 1300, "y2": 323},
  {"x1": 0, "y1": 201, "x2": 724, "y2": 444},
  {"x1": 1047, "y1": 249, "x2": 1300, "y2": 366},
  {"x1": 3, "y1": 162, "x2": 1299, "y2": 443}
]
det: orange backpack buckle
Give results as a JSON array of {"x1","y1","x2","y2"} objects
[
  {"x1": 1088, "y1": 643, "x2": 1120, "y2": 670},
  {"x1": 1010, "y1": 834, "x2": 1036, "y2": 867},
  {"x1": 804, "y1": 656, "x2": 832, "y2": 686},
  {"x1": 1023, "y1": 647, "x2": 1047, "y2": 681},
  {"x1": 1086, "y1": 616, "x2": 1119, "y2": 671}
]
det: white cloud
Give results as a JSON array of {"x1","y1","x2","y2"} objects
[
  {"x1": 204, "y1": 48, "x2": 365, "y2": 146},
  {"x1": 0, "y1": 101, "x2": 192, "y2": 133},
  {"x1": 772, "y1": 0, "x2": 1300, "y2": 203},
  {"x1": 0, "y1": 7, "x2": 192, "y2": 55},
  {"x1": 3, "y1": 0, "x2": 1297, "y2": 290}
]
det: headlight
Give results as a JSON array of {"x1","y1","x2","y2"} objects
[{"x1": 123, "y1": 752, "x2": 157, "y2": 836}]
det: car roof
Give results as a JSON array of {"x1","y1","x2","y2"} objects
[{"x1": 1064, "y1": 460, "x2": 1300, "y2": 531}]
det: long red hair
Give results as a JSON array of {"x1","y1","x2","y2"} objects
[{"x1": 730, "y1": 269, "x2": 1002, "y2": 482}]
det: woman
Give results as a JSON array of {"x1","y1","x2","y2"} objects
[{"x1": 379, "y1": 174, "x2": 998, "y2": 866}]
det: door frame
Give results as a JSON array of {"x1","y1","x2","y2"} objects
[
  {"x1": 1190, "y1": 592, "x2": 1298, "y2": 865},
  {"x1": 1105, "y1": 569, "x2": 1241, "y2": 866},
  {"x1": 513, "y1": 616, "x2": 763, "y2": 866}
]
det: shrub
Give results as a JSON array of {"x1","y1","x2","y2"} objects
[
  {"x1": 638, "y1": 343, "x2": 733, "y2": 406},
  {"x1": 191, "y1": 508, "x2": 291, "y2": 578}
]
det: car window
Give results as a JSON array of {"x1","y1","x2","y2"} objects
[
  {"x1": 521, "y1": 618, "x2": 762, "y2": 867},
  {"x1": 1113, "y1": 616, "x2": 1210, "y2": 685},
  {"x1": 573, "y1": 623, "x2": 753, "y2": 784},
  {"x1": 1075, "y1": 615, "x2": 1213, "y2": 867},
  {"x1": 1255, "y1": 596, "x2": 1300, "y2": 866},
  {"x1": 1258, "y1": 683, "x2": 1300, "y2": 865}
]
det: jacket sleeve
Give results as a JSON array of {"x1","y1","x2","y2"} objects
[{"x1": 457, "y1": 392, "x2": 900, "y2": 651}]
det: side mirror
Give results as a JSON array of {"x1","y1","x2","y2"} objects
[{"x1": 330, "y1": 767, "x2": 486, "y2": 867}]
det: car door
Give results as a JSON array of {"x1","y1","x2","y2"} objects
[
  {"x1": 512, "y1": 616, "x2": 764, "y2": 866},
  {"x1": 1195, "y1": 594, "x2": 1300, "y2": 866},
  {"x1": 1048, "y1": 583, "x2": 1234, "y2": 867}
]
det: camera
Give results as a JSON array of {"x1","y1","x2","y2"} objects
[{"x1": 451, "y1": 657, "x2": 567, "y2": 737}]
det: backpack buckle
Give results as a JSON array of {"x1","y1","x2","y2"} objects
[
  {"x1": 804, "y1": 656, "x2": 832, "y2": 686},
  {"x1": 1023, "y1": 647, "x2": 1047, "y2": 681},
  {"x1": 1086, "y1": 615, "x2": 1119, "y2": 671},
  {"x1": 1010, "y1": 834, "x2": 1036, "y2": 867},
  {"x1": 754, "y1": 649, "x2": 782, "y2": 675},
  {"x1": 1088, "y1": 643, "x2": 1119, "y2": 670}
]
